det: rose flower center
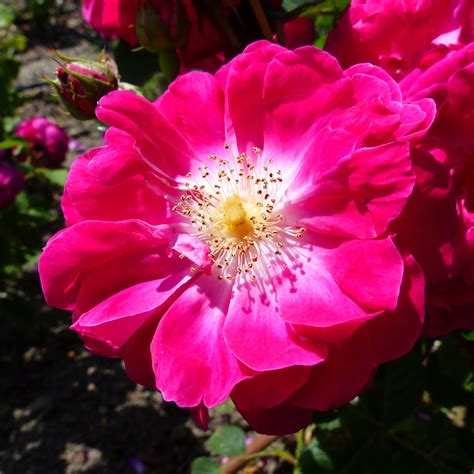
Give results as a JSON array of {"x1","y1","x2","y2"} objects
[{"x1": 173, "y1": 146, "x2": 305, "y2": 281}]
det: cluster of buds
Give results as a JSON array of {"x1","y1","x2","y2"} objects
[{"x1": 47, "y1": 50, "x2": 119, "y2": 120}]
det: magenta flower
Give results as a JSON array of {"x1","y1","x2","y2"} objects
[
  {"x1": 15, "y1": 117, "x2": 69, "y2": 168},
  {"x1": 325, "y1": 0, "x2": 473, "y2": 79},
  {"x1": 39, "y1": 42, "x2": 434, "y2": 434},
  {"x1": 0, "y1": 162, "x2": 24, "y2": 210},
  {"x1": 393, "y1": 42, "x2": 474, "y2": 336}
]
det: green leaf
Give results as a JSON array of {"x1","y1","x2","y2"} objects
[
  {"x1": 299, "y1": 437, "x2": 334, "y2": 472},
  {"x1": 208, "y1": 426, "x2": 246, "y2": 456},
  {"x1": 461, "y1": 330, "x2": 474, "y2": 341},
  {"x1": 190, "y1": 457, "x2": 220, "y2": 474},
  {"x1": 318, "y1": 418, "x2": 342, "y2": 431},
  {"x1": 0, "y1": 137, "x2": 27, "y2": 149},
  {"x1": 35, "y1": 168, "x2": 68, "y2": 187}
]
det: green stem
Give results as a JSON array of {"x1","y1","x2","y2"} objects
[{"x1": 239, "y1": 449, "x2": 297, "y2": 465}]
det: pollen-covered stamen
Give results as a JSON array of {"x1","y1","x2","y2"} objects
[{"x1": 173, "y1": 146, "x2": 305, "y2": 281}]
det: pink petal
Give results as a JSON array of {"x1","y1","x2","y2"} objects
[
  {"x1": 324, "y1": 238, "x2": 404, "y2": 312},
  {"x1": 155, "y1": 72, "x2": 225, "y2": 157},
  {"x1": 122, "y1": 316, "x2": 160, "y2": 388},
  {"x1": 171, "y1": 233, "x2": 213, "y2": 271},
  {"x1": 277, "y1": 245, "x2": 375, "y2": 345},
  {"x1": 88, "y1": 128, "x2": 149, "y2": 185},
  {"x1": 392, "y1": 146, "x2": 458, "y2": 285},
  {"x1": 190, "y1": 402, "x2": 210, "y2": 431},
  {"x1": 290, "y1": 255, "x2": 424, "y2": 410},
  {"x1": 224, "y1": 280, "x2": 327, "y2": 371},
  {"x1": 96, "y1": 91, "x2": 201, "y2": 180},
  {"x1": 64, "y1": 151, "x2": 175, "y2": 225},
  {"x1": 72, "y1": 271, "x2": 191, "y2": 356},
  {"x1": 152, "y1": 276, "x2": 250, "y2": 407},
  {"x1": 236, "y1": 401, "x2": 313, "y2": 436},
  {"x1": 39, "y1": 220, "x2": 175, "y2": 310},
  {"x1": 219, "y1": 41, "x2": 286, "y2": 151},
  {"x1": 231, "y1": 366, "x2": 311, "y2": 411}
]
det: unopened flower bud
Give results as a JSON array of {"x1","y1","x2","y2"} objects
[
  {"x1": 136, "y1": 0, "x2": 189, "y2": 54},
  {"x1": 48, "y1": 51, "x2": 119, "y2": 120}
]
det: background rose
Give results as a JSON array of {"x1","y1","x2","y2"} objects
[
  {"x1": 14, "y1": 117, "x2": 69, "y2": 168},
  {"x1": 39, "y1": 42, "x2": 435, "y2": 434},
  {"x1": 325, "y1": 0, "x2": 473, "y2": 79},
  {"x1": 0, "y1": 161, "x2": 24, "y2": 210},
  {"x1": 393, "y1": 42, "x2": 474, "y2": 336}
]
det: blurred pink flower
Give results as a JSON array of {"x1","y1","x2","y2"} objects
[
  {"x1": 326, "y1": 0, "x2": 473, "y2": 79},
  {"x1": 0, "y1": 162, "x2": 24, "y2": 210},
  {"x1": 39, "y1": 42, "x2": 433, "y2": 434},
  {"x1": 15, "y1": 117, "x2": 69, "y2": 168},
  {"x1": 394, "y1": 42, "x2": 474, "y2": 336}
]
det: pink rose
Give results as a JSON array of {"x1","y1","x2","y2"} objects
[
  {"x1": 393, "y1": 43, "x2": 474, "y2": 336},
  {"x1": 82, "y1": 0, "x2": 140, "y2": 46},
  {"x1": 39, "y1": 42, "x2": 433, "y2": 434},
  {"x1": 326, "y1": 0, "x2": 473, "y2": 79},
  {"x1": 15, "y1": 117, "x2": 69, "y2": 168},
  {"x1": 0, "y1": 162, "x2": 24, "y2": 210}
]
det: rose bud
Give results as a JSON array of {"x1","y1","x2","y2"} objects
[
  {"x1": 48, "y1": 51, "x2": 119, "y2": 120},
  {"x1": 136, "y1": 0, "x2": 189, "y2": 53}
]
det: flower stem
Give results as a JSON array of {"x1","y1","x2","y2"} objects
[
  {"x1": 247, "y1": 0, "x2": 273, "y2": 41},
  {"x1": 221, "y1": 434, "x2": 289, "y2": 473}
]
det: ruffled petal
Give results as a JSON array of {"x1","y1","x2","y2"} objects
[
  {"x1": 152, "y1": 276, "x2": 250, "y2": 407},
  {"x1": 236, "y1": 401, "x2": 313, "y2": 436},
  {"x1": 231, "y1": 366, "x2": 311, "y2": 411},
  {"x1": 39, "y1": 220, "x2": 178, "y2": 310},
  {"x1": 224, "y1": 279, "x2": 326, "y2": 371},
  {"x1": 71, "y1": 270, "x2": 191, "y2": 356},
  {"x1": 155, "y1": 71, "x2": 225, "y2": 157},
  {"x1": 290, "y1": 255, "x2": 424, "y2": 410},
  {"x1": 286, "y1": 142, "x2": 415, "y2": 238},
  {"x1": 63, "y1": 150, "x2": 176, "y2": 226},
  {"x1": 96, "y1": 91, "x2": 203, "y2": 180},
  {"x1": 218, "y1": 41, "x2": 287, "y2": 152}
]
